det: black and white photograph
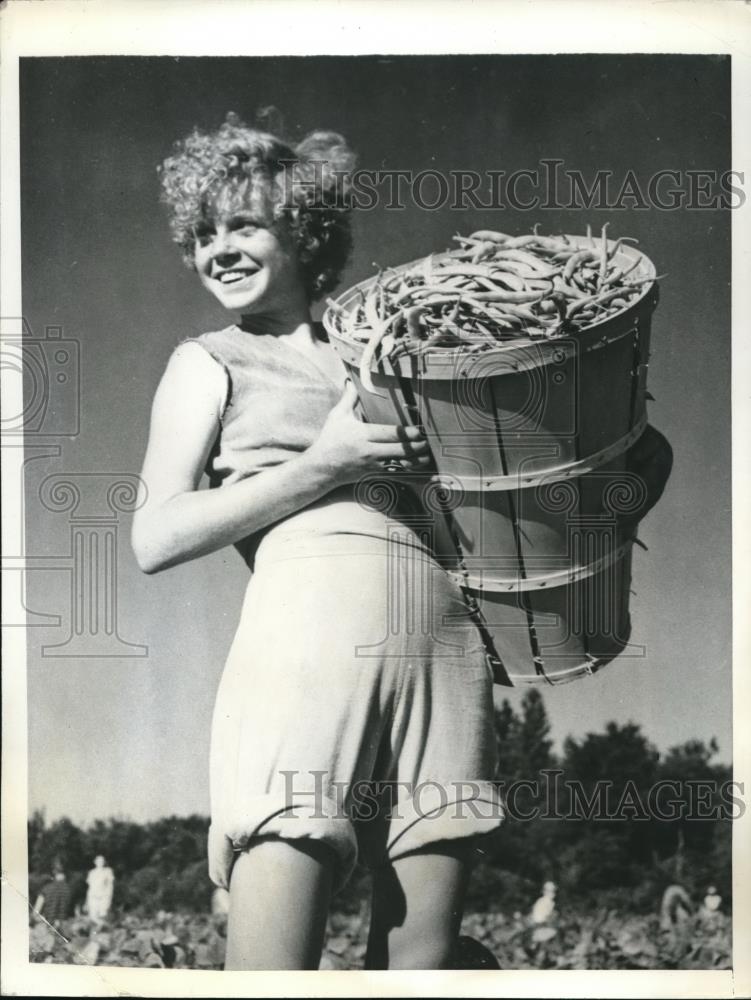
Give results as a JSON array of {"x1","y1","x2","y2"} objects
[{"x1": 1, "y1": 2, "x2": 749, "y2": 996}]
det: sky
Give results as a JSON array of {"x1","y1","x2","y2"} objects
[{"x1": 19, "y1": 54, "x2": 732, "y2": 826}]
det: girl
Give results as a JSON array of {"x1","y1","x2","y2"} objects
[{"x1": 132, "y1": 113, "x2": 503, "y2": 970}]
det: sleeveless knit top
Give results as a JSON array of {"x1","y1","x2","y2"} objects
[
  {"x1": 188, "y1": 323, "x2": 430, "y2": 570},
  {"x1": 193, "y1": 323, "x2": 342, "y2": 488}
]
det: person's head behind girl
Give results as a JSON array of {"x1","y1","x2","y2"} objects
[{"x1": 158, "y1": 112, "x2": 356, "y2": 319}]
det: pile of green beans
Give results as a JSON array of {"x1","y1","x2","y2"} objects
[{"x1": 326, "y1": 225, "x2": 658, "y2": 394}]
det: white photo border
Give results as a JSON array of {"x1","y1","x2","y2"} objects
[{"x1": 1, "y1": 1, "x2": 749, "y2": 997}]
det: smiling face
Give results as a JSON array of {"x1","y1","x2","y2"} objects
[{"x1": 193, "y1": 183, "x2": 306, "y2": 318}]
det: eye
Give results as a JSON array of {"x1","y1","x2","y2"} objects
[
  {"x1": 235, "y1": 222, "x2": 260, "y2": 237},
  {"x1": 193, "y1": 225, "x2": 215, "y2": 247},
  {"x1": 229, "y1": 215, "x2": 264, "y2": 236}
]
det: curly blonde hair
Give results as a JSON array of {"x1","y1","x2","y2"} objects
[{"x1": 158, "y1": 114, "x2": 356, "y2": 301}]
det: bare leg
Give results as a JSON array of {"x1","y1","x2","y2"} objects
[
  {"x1": 224, "y1": 836, "x2": 335, "y2": 970},
  {"x1": 365, "y1": 842, "x2": 471, "y2": 970}
]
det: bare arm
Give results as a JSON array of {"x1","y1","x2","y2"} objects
[{"x1": 131, "y1": 341, "x2": 428, "y2": 574}]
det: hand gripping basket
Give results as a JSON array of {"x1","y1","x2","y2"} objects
[{"x1": 323, "y1": 237, "x2": 671, "y2": 686}]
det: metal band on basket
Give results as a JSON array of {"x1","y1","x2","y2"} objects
[
  {"x1": 429, "y1": 416, "x2": 648, "y2": 492},
  {"x1": 447, "y1": 536, "x2": 634, "y2": 593}
]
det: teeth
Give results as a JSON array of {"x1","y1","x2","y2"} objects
[{"x1": 217, "y1": 271, "x2": 255, "y2": 284}]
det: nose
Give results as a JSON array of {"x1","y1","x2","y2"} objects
[
  {"x1": 211, "y1": 231, "x2": 238, "y2": 261},
  {"x1": 206, "y1": 226, "x2": 241, "y2": 264}
]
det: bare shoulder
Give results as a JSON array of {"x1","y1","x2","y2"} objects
[
  {"x1": 168, "y1": 338, "x2": 227, "y2": 381},
  {"x1": 158, "y1": 339, "x2": 229, "y2": 418}
]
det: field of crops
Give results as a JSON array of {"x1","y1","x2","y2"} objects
[
  {"x1": 27, "y1": 717, "x2": 733, "y2": 973},
  {"x1": 29, "y1": 906, "x2": 730, "y2": 971}
]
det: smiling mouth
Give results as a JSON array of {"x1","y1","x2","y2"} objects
[{"x1": 214, "y1": 269, "x2": 259, "y2": 285}]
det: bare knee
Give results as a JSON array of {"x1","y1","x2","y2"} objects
[{"x1": 229, "y1": 834, "x2": 336, "y2": 888}]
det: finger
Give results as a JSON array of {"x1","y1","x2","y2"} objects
[
  {"x1": 371, "y1": 440, "x2": 431, "y2": 459},
  {"x1": 336, "y1": 378, "x2": 361, "y2": 411},
  {"x1": 386, "y1": 441, "x2": 431, "y2": 459},
  {"x1": 363, "y1": 423, "x2": 427, "y2": 444}
]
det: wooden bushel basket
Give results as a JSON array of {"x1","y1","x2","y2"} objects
[{"x1": 323, "y1": 239, "x2": 666, "y2": 686}]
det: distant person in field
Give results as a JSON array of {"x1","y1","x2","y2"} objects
[
  {"x1": 530, "y1": 881, "x2": 557, "y2": 925},
  {"x1": 699, "y1": 885, "x2": 722, "y2": 925},
  {"x1": 702, "y1": 885, "x2": 721, "y2": 913},
  {"x1": 86, "y1": 855, "x2": 114, "y2": 924},
  {"x1": 34, "y1": 860, "x2": 72, "y2": 927}
]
